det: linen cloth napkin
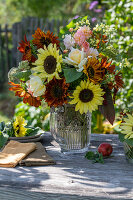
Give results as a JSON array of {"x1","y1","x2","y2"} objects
[
  {"x1": 0, "y1": 140, "x2": 36, "y2": 168},
  {"x1": 19, "y1": 142, "x2": 56, "y2": 166}
]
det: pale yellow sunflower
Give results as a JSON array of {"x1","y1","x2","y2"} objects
[
  {"x1": 32, "y1": 43, "x2": 62, "y2": 82},
  {"x1": 120, "y1": 114, "x2": 133, "y2": 139},
  {"x1": 13, "y1": 116, "x2": 27, "y2": 137},
  {"x1": 69, "y1": 80, "x2": 104, "y2": 114}
]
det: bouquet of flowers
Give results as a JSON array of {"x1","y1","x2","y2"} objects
[{"x1": 8, "y1": 16, "x2": 123, "y2": 125}]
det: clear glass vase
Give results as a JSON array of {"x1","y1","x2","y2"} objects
[
  {"x1": 123, "y1": 142, "x2": 133, "y2": 164},
  {"x1": 50, "y1": 104, "x2": 91, "y2": 154}
]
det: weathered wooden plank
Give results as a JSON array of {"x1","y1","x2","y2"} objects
[
  {"x1": 40, "y1": 18, "x2": 44, "y2": 30},
  {"x1": 16, "y1": 22, "x2": 23, "y2": 66},
  {"x1": 12, "y1": 22, "x2": 18, "y2": 68},
  {"x1": 5, "y1": 24, "x2": 9, "y2": 80},
  {"x1": 0, "y1": 134, "x2": 132, "y2": 200},
  {"x1": 56, "y1": 20, "x2": 60, "y2": 35}
]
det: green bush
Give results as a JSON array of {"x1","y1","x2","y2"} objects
[{"x1": 14, "y1": 102, "x2": 50, "y2": 131}]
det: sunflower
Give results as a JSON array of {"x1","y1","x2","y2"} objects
[
  {"x1": 13, "y1": 116, "x2": 27, "y2": 137},
  {"x1": 32, "y1": 28, "x2": 60, "y2": 49},
  {"x1": 8, "y1": 82, "x2": 42, "y2": 107},
  {"x1": 44, "y1": 77, "x2": 69, "y2": 107},
  {"x1": 120, "y1": 114, "x2": 133, "y2": 139},
  {"x1": 32, "y1": 43, "x2": 62, "y2": 82},
  {"x1": 18, "y1": 35, "x2": 36, "y2": 63},
  {"x1": 83, "y1": 57, "x2": 102, "y2": 83},
  {"x1": 69, "y1": 80, "x2": 104, "y2": 114}
]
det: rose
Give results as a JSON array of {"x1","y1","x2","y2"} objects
[
  {"x1": 63, "y1": 48, "x2": 87, "y2": 72},
  {"x1": 26, "y1": 75, "x2": 46, "y2": 97},
  {"x1": 63, "y1": 34, "x2": 75, "y2": 50}
]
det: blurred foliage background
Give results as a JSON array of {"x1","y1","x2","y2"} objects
[{"x1": 0, "y1": 0, "x2": 132, "y2": 133}]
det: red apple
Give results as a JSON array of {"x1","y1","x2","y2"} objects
[{"x1": 98, "y1": 143, "x2": 113, "y2": 157}]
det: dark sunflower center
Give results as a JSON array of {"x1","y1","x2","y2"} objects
[
  {"x1": 87, "y1": 67, "x2": 95, "y2": 78},
  {"x1": 51, "y1": 85, "x2": 63, "y2": 98},
  {"x1": 79, "y1": 89, "x2": 94, "y2": 103},
  {"x1": 44, "y1": 55, "x2": 57, "y2": 74},
  {"x1": 25, "y1": 46, "x2": 30, "y2": 53},
  {"x1": 40, "y1": 37, "x2": 51, "y2": 47}
]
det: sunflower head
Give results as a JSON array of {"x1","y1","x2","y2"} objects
[
  {"x1": 32, "y1": 28, "x2": 60, "y2": 49},
  {"x1": 44, "y1": 77, "x2": 69, "y2": 107},
  {"x1": 69, "y1": 80, "x2": 104, "y2": 114},
  {"x1": 32, "y1": 43, "x2": 62, "y2": 82},
  {"x1": 13, "y1": 116, "x2": 27, "y2": 137},
  {"x1": 83, "y1": 57, "x2": 102, "y2": 83}
]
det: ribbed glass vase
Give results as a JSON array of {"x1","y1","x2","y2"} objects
[
  {"x1": 50, "y1": 104, "x2": 91, "y2": 154},
  {"x1": 123, "y1": 142, "x2": 133, "y2": 164}
]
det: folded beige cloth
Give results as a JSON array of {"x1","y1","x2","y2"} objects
[
  {"x1": 19, "y1": 142, "x2": 56, "y2": 166},
  {"x1": 0, "y1": 140, "x2": 36, "y2": 168}
]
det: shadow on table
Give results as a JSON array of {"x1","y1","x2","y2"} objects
[{"x1": 0, "y1": 167, "x2": 48, "y2": 189}]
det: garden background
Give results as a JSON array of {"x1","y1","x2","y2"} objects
[{"x1": 0, "y1": 0, "x2": 132, "y2": 134}]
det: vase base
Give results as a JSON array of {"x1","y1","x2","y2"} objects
[{"x1": 60, "y1": 145, "x2": 90, "y2": 155}]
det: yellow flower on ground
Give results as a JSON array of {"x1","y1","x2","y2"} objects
[
  {"x1": 13, "y1": 116, "x2": 27, "y2": 137},
  {"x1": 69, "y1": 80, "x2": 104, "y2": 114},
  {"x1": 32, "y1": 43, "x2": 62, "y2": 82},
  {"x1": 120, "y1": 114, "x2": 133, "y2": 139}
]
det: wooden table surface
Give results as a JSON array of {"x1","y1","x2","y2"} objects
[{"x1": 0, "y1": 133, "x2": 132, "y2": 200}]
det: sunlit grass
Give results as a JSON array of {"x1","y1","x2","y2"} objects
[{"x1": 0, "y1": 112, "x2": 10, "y2": 123}]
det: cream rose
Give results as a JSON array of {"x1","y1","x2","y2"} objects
[
  {"x1": 26, "y1": 75, "x2": 46, "y2": 97},
  {"x1": 63, "y1": 48, "x2": 87, "y2": 72}
]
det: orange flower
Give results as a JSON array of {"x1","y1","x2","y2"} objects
[
  {"x1": 100, "y1": 56, "x2": 112, "y2": 71},
  {"x1": 32, "y1": 28, "x2": 60, "y2": 49},
  {"x1": 8, "y1": 82, "x2": 42, "y2": 107},
  {"x1": 18, "y1": 35, "x2": 36, "y2": 63},
  {"x1": 44, "y1": 77, "x2": 69, "y2": 107}
]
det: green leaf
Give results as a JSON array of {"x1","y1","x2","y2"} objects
[
  {"x1": 63, "y1": 68, "x2": 83, "y2": 83},
  {"x1": 0, "y1": 132, "x2": 9, "y2": 149},
  {"x1": 85, "y1": 151, "x2": 95, "y2": 160},
  {"x1": 14, "y1": 70, "x2": 31, "y2": 82},
  {"x1": 26, "y1": 127, "x2": 43, "y2": 136},
  {"x1": 99, "y1": 89, "x2": 115, "y2": 125},
  {"x1": 0, "y1": 122, "x2": 5, "y2": 131},
  {"x1": 85, "y1": 151, "x2": 104, "y2": 164}
]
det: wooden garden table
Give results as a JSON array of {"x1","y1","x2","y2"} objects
[{"x1": 0, "y1": 133, "x2": 132, "y2": 200}]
